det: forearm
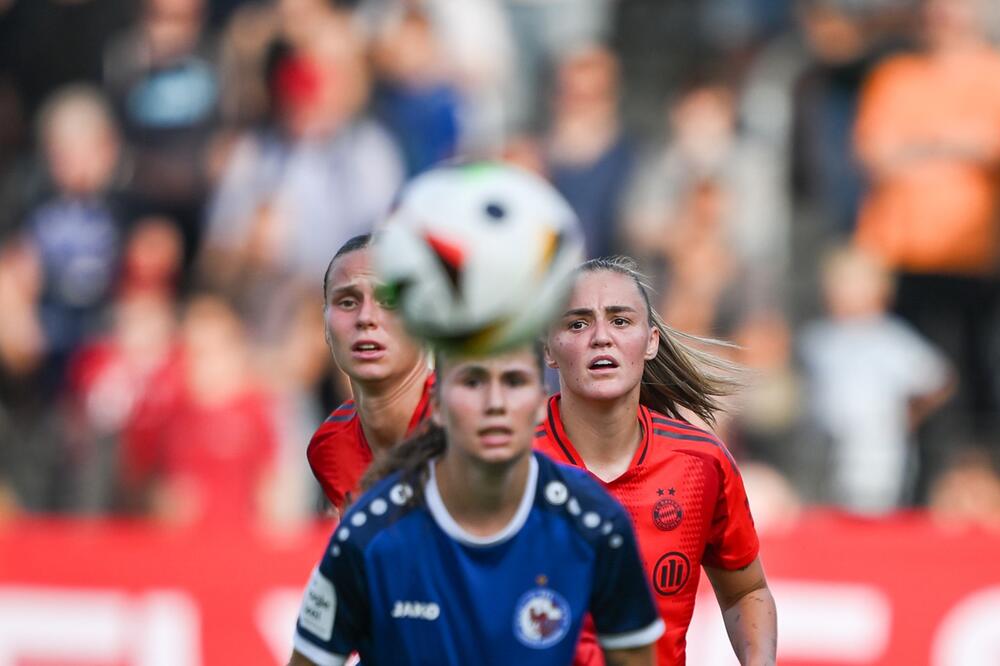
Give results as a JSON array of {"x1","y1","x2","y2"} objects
[
  {"x1": 720, "y1": 587, "x2": 777, "y2": 666},
  {"x1": 603, "y1": 643, "x2": 655, "y2": 666}
]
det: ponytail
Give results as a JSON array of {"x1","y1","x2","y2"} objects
[
  {"x1": 360, "y1": 422, "x2": 446, "y2": 505},
  {"x1": 579, "y1": 257, "x2": 741, "y2": 425}
]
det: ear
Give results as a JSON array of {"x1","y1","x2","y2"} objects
[
  {"x1": 645, "y1": 324, "x2": 660, "y2": 361},
  {"x1": 543, "y1": 343, "x2": 558, "y2": 369},
  {"x1": 430, "y1": 392, "x2": 443, "y2": 427},
  {"x1": 533, "y1": 397, "x2": 547, "y2": 427}
]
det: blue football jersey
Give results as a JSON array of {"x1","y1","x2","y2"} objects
[{"x1": 293, "y1": 452, "x2": 664, "y2": 666}]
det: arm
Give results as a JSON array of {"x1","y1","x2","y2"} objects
[
  {"x1": 604, "y1": 644, "x2": 655, "y2": 666},
  {"x1": 704, "y1": 557, "x2": 777, "y2": 666}
]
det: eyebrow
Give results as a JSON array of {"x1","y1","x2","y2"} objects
[
  {"x1": 561, "y1": 305, "x2": 639, "y2": 318},
  {"x1": 328, "y1": 284, "x2": 363, "y2": 299}
]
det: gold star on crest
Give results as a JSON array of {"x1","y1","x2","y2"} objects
[{"x1": 535, "y1": 574, "x2": 548, "y2": 586}]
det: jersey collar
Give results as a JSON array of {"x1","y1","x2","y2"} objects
[
  {"x1": 357, "y1": 371, "x2": 436, "y2": 450},
  {"x1": 407, "y1": 372, "x2": 436, "y2": 432},
  {"x1": 546, "y1": 394, "x2": 654, "y2": 474},
  {"x1": 425, "y1": 454, "x2": 539, "y2": 548}
]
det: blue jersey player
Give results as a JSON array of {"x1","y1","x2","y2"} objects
[{"x1": 290, "y1": 344, "x2": 664, "y2": 666}]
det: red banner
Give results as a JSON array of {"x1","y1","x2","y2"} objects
[{"x1": 1, "y1": 513, "x2": 998, "y2": 665}]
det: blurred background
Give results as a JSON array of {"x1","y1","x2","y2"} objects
[{"x1": 1, "y1": 0, "x2": 1000, "y2": 663}]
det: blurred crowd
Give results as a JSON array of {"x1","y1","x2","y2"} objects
[{"x1": 1, "y1": 0, "x2": 1000, "y2": 531}]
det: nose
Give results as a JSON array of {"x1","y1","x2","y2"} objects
[
  {"x1": 589, "y1": 318, "x2": 612, "y2": 347},
  {"x1": 356, "y1": 296, "x2": 378, "y2": 329},
  {"x1": 484, "y1": 377, "x2": 506, "y2": 415}
]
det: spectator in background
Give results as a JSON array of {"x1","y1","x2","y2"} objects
[
  {"x1": 501, "y1": 0, "x2": 613, "y2": 133},
  {"x1": 370, "y1": 6, "x2": 461, "y2": 176},
  {"x1": 799, "y1": 246, "x2": 953, "y2": 513},
  {"x1": 122, "y1": 294, "x2": 278, "y2": 526},
  {"x1": 853, "y1": 0, "x2": 1000, "y2": 446},
  {"x1": 18, "y1": 86, "x2": 127, "y2": 392},
  {"x1": 202, "y1": 14, "x2": 403, "y2": 293},
  {"x1": 356, "y1": 0, "x2": 516, "y2": 153},
  {"x1": 545, "y1": 45, "x2": 633, "y2": 259},
  {"x1": 0, "y1": 239, "x2": 64, "y2": 512},
  {"x1": 928, "y1": 447, "x2": 1000, "y2": 532},
  {"x1": 117, "y1": 215, "x2": 185, "y2": 298},
  {"x1": 791, "y1": 0, "x2": 906, "y2": 237},
  {"x1": 103, "y1": 0, "x2": 220, "y2": 270},
  {"x1": 624, "y1": 78, "x2": 788, "y2": 308},
  {"x1": 59, "y1": 218, "x2": 184, "y2": 513},
  {"x1": 63, "y1": 292, "x2": 178, "y2": 513}
]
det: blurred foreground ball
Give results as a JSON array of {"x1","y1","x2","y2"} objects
[{"x1": 374, "y1": 162, "x2": 584, "y2": 355}]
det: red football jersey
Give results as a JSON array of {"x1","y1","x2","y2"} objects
[
  {"x1": 307, "y1": 374, "x2": 434, "y2": 510},
  {"x1": 534, "y1": 395, "x2": 759, "y2": 666}
]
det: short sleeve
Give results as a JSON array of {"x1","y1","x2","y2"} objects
[
  {"x1": 703, "y1": 452, "x2": 760, "y2": 571},
  {"x1": 293, "y1": 533, "x2": 370, "y2": 665},
  {"x1": 589, "y1": 506, "x2": 665, "y2": 650},
  {"x1": 888, "y1": 319, "x2": 950, "y2": 396}
]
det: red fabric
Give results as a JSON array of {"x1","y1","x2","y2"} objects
[
  {"x1": 534, "y1": 395, "x2": 759, "y2": 666},
  {"x1": 307, "y1": 374, "x2": 434, "y2": 509},
  {"x1": 155, "y1": 390, "x2": 277, "y2": 525},
  {"x1": 122, "y1": 352, "x2": 277, "y2": 526}
]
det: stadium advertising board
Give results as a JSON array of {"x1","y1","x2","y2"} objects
[{"x1": 0, "y1": 513, "x2": 998, "y2": 665}]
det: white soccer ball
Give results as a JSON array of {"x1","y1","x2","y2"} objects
[{"x1": 373, "y1": 162, "x2": 585, "y2": 355}]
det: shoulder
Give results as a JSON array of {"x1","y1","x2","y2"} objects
[
  {"x1": 331, "y1": 472, "x2": 424, "y2": 555},
  {"x1": 532, "y1": 453, "x2": 633, "y2": 546},
  {"x1": 307, "y1": 402, "x2": 359, "y2": 455},
  {"x1": 647, "y1": 411, "x2": 738, "y2": 472},
  {"x1": 862, "y1": 53, "x2": 925, "y2": 94}
]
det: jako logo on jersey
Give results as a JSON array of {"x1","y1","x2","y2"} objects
[
  {"x1": 391, "y1": 600, "x2": 441, "y2": 621},
  {"x1": 513, "y1": 588, "x2": 571, "y2": 649},
  {"x1": 652, "y1": 497, "x2": 683, "y2": 531}
]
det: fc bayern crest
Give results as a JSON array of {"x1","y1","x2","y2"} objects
[
  {"x1": 513, "y1": 588, "x2": 571, "y2": 649},
  {"x1": 653, "y1": 498, "x2": 683, "y2": 531}
]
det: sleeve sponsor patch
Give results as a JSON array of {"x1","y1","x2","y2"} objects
[{"x1": 299, "y1": 567, "x2": 337, "y2": 641}]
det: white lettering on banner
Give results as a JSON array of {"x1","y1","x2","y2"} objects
[
  {"x1": 932, "y1": 586, "x2": 1000, "y2": 666},
  {"x1": 686, "y1": 581, "x2": 891, "y2": 665},
  {"x1": 0, "y1": 587, "x2": 200, "y2": 665}
]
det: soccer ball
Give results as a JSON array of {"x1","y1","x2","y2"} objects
[{"x1": 373, "y1": 162, "x2": 585, "y2": 355}]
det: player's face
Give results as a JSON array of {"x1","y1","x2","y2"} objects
[
  {"x1": 545, "y1": 270, "x2": 659, "y2": 403},
  {"x1": 324, "y1": 248, "x2": 424, "y2": 384},
  {"x1": 435, "y1": 348, "x2": 546, "y2": 466}
]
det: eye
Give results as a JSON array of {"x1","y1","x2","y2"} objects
[
  {"x1": 503, "y1": 373, "x2": 529, "y2": 387},
  {"x1": 612, "y1": 317, "x2": 630, "y2": 327},
  {"x1": 336, "y1": 297, "x2": 358, "y2": 310},
  {"x1": 460, "y1": 375, "x2": 482, "y2": 388},
  {"x1": 568, "y1": 320, "x2": 587, "y2": 331}
]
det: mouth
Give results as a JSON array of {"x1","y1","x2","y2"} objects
[
  {"x1": 588, "y1": 355, "x2": 619, "y2": 371},
  {"x1": 351, "y1": 340, "x2": 386, "y2": 359},
  {"x1": 477, "y1": 426, "x2": 514, "y2": 446}
]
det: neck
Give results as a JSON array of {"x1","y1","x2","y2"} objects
[
  {"x1": 353, "y1": 359, "x2": 429, "y2": 453},
  {"x1": 559, "y1": 386, "x2": 642, "y2": 482},
  {"x1": 434, "y1": 449, "x2": 531, "y2": 538}
]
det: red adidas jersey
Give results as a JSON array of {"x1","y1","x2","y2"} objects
[
  {"x1": 307, "y1": 374, "x2": 434, "y2": 510},
  {"x1": 534, "y1": 395, "x2": 759, "y2": 666}
]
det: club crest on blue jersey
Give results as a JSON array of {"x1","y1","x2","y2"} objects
[{"x1": 513, "y1": 587, "x2": 571, "y2": 649}]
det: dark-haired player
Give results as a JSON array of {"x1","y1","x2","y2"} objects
[
  {"x1": 308, "y1": 234, "x2": 433, "y2": 517},
  {"x1": 537, "y1": 256, "x2": 777, "y2": 666},
  {"x1": 291, "y1": 344, "x2": 662, "y2": 665}
]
